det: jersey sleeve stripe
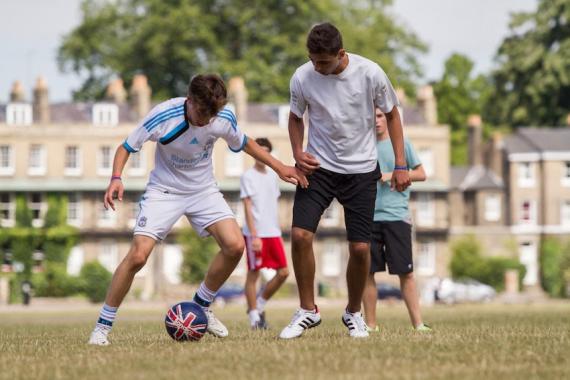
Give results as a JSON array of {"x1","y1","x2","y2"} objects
[
  {"x1": 229, "y1": 135, "x2": 248, "y2": 153},
  {"x1": 217, "y1": 113, "x2": 237, "y2": 131},
  {"x1": 218, "y1": 108, "x2": 237, "y2": 124},
  {"x1": 122, "y1": 140, "x2": 138, "y2": 153},
  {"x1": 143, "y1": 105, "x2": 184, "y2": 129},
  {"x1": 146, "y1": 109, "x2": 185, "y2": 132}
]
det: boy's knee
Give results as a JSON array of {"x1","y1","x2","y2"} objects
[
  {"x1": 223, "y1": 238, "x2": 245, "y2": 259},
  {"x1": 277, "y1": 267, "x2": 290, "y2": 280},
  {"x1": 292, "y1": 228, "x2": 312, "y2": 249}
]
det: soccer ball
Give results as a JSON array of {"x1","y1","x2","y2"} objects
[{"x1": 165, "y1": 301, "x2": 208, "y2": 341}]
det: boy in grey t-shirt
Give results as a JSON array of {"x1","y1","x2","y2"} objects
[{"x1": 362, "y1": 108, "x2": 431, "y2": 332}]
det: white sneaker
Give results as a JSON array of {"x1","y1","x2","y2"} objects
[
  {"x1": 204, "y1": 308, "x2": 229, "y2": 338},
  {"x1": 342, "y1": 310, "x2": 369, "y2": 338},
  {"x1": 88, "y1": 327, "x2": 110, "y2": 346},
  {"x1": 279, "y1": 307, "x2": 321, "y2": 339},
  {"x1": 248, "y1": 309, "x2": 261, "y2": 329}
]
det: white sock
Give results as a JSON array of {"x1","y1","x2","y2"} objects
[
  {"x1": 248, "y1": 309, "x2": 260, "y2": 326},
  {"x1": 194, "y1": 282, "x2": 217, "y2": 309},
  {"x1": 256, "y1": 296, "x2": 267, "y2": 313},
  {"x1": 95, "y1": 303, "x2": 117, "y2": 334}
]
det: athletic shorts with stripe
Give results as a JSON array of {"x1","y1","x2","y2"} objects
[
  {"x1": 134, "y1": 186, "x2": 235, "y2": 240},
  {"x1": 244, "y1": 236, "x2": 287, "y2": 271}
]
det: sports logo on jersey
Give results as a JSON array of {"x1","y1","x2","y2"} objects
[
  {"x1": 138, "y1": 216, "x2": 147, "y2": 227},
  {"x1": 189, "y1": 137, "x2": 199, "y2": 145}
]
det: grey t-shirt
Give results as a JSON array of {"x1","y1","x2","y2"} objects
[{"x1": 289, "y1": 53, "x2": 399, "y2": 174}]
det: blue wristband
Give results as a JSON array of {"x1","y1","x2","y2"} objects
[{"x1": 394, "y1": 165, "x2": 408, "y2": 171}]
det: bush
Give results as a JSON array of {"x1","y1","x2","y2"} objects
[
  {"x1": 540, "y1": 237, "x2": 570, "y2": 298},
  {"x1": 80, "y1": 261, "x2": 112, "y2": 303},
  {"x1": 450, "y1": 235, "x2": 526, "y2": 291},
  {"x1": 33, "y1": 263, "x2": 82, "y2": 297},
  {"x1": 178, "y1": 229, "x2": 218, "y2": 284}
]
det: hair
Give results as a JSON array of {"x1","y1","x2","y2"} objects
[
  {"x1": 188, "y1": 74, "x2": 227, "y2": 117},
  {"x1": 306, "y1": 22, "x2": 343, "y2": 55},
  {"x1": 255, "y1": 137, "x2": 273, "y2": 152}
]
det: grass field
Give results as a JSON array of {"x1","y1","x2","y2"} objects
[{"x1": 1, "y1": 302, "x2": 569, "y2": 380}]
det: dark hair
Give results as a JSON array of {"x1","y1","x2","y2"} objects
[
  {"x1": 255, "y1": 137, "x2": 272, "y2": 152},
  {"x1": 188, "y1": 74, "x2": 227, "y2": 117},
  {"x1": 306, "y1": 22, "x2": 343, "y2": 55}
]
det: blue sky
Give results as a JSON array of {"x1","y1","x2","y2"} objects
[{"x1": 0, "y1": 0, "x2": 537, "y2": 102}]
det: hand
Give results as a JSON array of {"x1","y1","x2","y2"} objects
[
  {"x1": 252, "y1": 237, "x2": 263, "y2": 252},
  {"x1": 104, "y1": 179, "x2": 124, "y2": 210},
  {"x1": 381, "y1": 172, "x2": 393, "y2": 184},
  {"x1": 278, "y1": 165, "x2": 309, "y2": 188},
  {"x1": 293, "y1": 151, "x2": 320, "y2": 175},
  {"x1": 391, "y1": 170, "x2": 411, "y2": 192}
]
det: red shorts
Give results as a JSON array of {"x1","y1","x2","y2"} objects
[{"x1": 244, "y1": 235, "x2": 287, "y2": 271}]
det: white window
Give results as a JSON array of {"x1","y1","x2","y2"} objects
[
  {"x1": 518, "y1": 162, "x2": 535, "y2": 187},
  {"x1": 416, "y1": 193, "x2": 435, "y2": 226},
  {"x1": 519, "y1": 200, "x2": 537, "y2": 225},
  {"x1": 0, "y1": 145, "x2": 15, "y2": 176},
  {"x1": 417, "y1": 148, "x2": 434, "y2": 177},
  {"x1": 163, "y1": 244, "x2": 184, "y2": 284},
  {"x1": 562, "y1": 162, "x2": 570, "y2": 187},
  {"x1": 128, "y1": 150, "x2": 146, "y2": 176},
  {"x1": 0, "y1": 193, "x2": 15, "y2": 228},
  {"x1": 6, "y1": 103, "x2": 32, "y2": 126},
  {"x1": 92, "y1": 103, "x2": 119, "y2": 126},
  {"x1": 67, "y1": 192, "x2": 82, "y2": 227},
  {"x1": 484, "y1": 194, "x2": 501, "y2": 222},
  {"x1": 29, "y1": 193, "x2": 45, "y2": 228},
  {"x1": 98, "y1": 241, "x2": 118, "y2": 273},
  {"x1": 417, "y1": 241, "x2": 436, "y2": 276},
  {"x1": 98, "y1": 201, "x2": 117, "y2": 228},
  {"x1": 224, "y1": 150, "x2": 243, "y2": 177},
  {"x1": 28, "y1": 144, "x2": 46, "y2": 176},
  {"x1": 64, "y1": 146, "x2": 82, "y2": 176},
  {"x1": 519, "y1": 242, "x2": 538, "y2": 286},
  {"x1": 561, "y1": 201, "x2": 570, "y2": 227},
  {"x1": 66, "y1": 246, "x2": 84, "y2": 276},
  {"x1": 321, "y1": 200, "x2": 340, "y2": 227},
  {"x1": 278, "y1": 105, "x2": 290, "y2": 129},
  {"x1": 321, "y1": 241, "x2": 342, "y2": 277},
  {"x1": 97, "y1": 146, "x2": 113, "y2": 176}
]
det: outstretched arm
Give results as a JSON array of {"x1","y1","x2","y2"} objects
[
  {"x1": 103, "y1": 145, "x2": 130, "y2": 210},
  {"x1": 288, "y1": 112, "x2": 320, "y2": 174},
  {"x1": 385, "y1": 106, "x2": 411, "y2": 192},
  {"x1": 243, "y1": 137, "x2": 308, "y2": 188}
]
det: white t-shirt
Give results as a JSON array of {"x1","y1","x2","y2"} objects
[
  {"x1": 123, "y1": 97, "x2": 247, "y2": 194},
  {"x1": 240, "y1": 167, "x2": 281, "y2": 237},
  {"x1": 289, "y1": 53, "x2": 399, "y2": 174}
]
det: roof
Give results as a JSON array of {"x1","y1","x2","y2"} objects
[
  {"x1": 451, "y1": 165, "x2": 504, "y2": 191},
  {"x1": 504, "y1": 127, "x2": 570, "y2": 154}
]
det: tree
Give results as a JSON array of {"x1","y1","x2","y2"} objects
[
  {"x1": 58, "y1": 0, "x2": 426, "y2": 102},
  {"x1": 487, "y1": 0, "x2": 570, "y2": 127},
  {"x1": 178, "y1": 229, "x2": 218, "y2": 284},
  {"x1": 433, "y1": 53, "x2": 493, "y2": 165}
]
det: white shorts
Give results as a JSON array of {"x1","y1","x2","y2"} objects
[{"x1": 134, "y1": 186, "x2": 235, "y2": 240}]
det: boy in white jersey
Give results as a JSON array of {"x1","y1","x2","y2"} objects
[
  {"x1": 280, "y1": 23, "x2": 411, "y2": 339},
  {"x1": 88, "y1": 74, "x2": 306, "y2": 345},
  {"x1": 241, "y1": 138, "x2": 289, "y2": 329}
]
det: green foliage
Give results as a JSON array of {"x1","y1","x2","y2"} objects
[
  {"x1": 178, "y1": 228, "x2": 218, "y2": 284},
  {"x1": 540, "y1": 237, "x2": 570, "y2": 297},
  {"x1": 43, "y1": 226, "x2": 79, "y2": 264},
  {"x1": 58, "y1": 0, "x2": 426, "y2": 102},
  {"x1": 44, "y1": 194, "x2": 68, "y2": 228},
  {"x1": 79, "y1": 261, "x2": 112, "y2": 303},
  {"x1": 33, "y1": 263, "x2": 82, "y2": 298},
  {"x1": 487, "y1": 0, "x2": 570, "y2": 127},
  {"x1": 450, "y1": 235, "x2": 526, "y2": 291},
  {"x1": 15, "y1": 194, "x2": 33, "y2": 228},
  {"x1": 9, "y1": 228, "x2": 42, "y2": 278}
]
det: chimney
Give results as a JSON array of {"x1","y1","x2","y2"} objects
[
  {"x1": 228, "y1": 76, "x2": 248, "y2": 123},
  {"x1": 467, "y1": 114, "x2": 483, "y2": 167},
  {"x1": 33, "y1": 76, "x2": 50, "y2": 123},
  {"x1": 106, "y1": 78, "x2": 127, "y2": 104},
  {"x1": 416, "y1": 85, "x2": 438, "y2": 125},
  {"x1": 486, "y1": 132, "x2": 504, "y2": 178},
  {"x1": 10, "y1": 81, "x2": 25, "y2": 102},
  {"x1": 129, "y1": 74, "x2": 151, "y2": 120}
]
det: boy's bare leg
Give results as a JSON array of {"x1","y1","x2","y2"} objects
[{"x1": 363, "y1": 274, "x2": 378, "y2": 327}]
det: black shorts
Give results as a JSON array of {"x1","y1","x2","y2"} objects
[
  {"x1": 370, "y1": 221, "x2": 413, "y2": 275},
  {"x1": 292, "y1": 164, "x2": 380, "y2": 243}
]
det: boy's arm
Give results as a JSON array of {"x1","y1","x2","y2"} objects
[
  {"x1": 243, "y1": 138, "x2": 308, "y2": 188},
  {"x1": 381, "y1": 165, "x2": 426, "y2": 184},
  {"x1": 385, "y1": 106, "x2": 411, "y2": 192},
  {"x1": 288, "y1": 112, "x2": 320, "y2": 174},
  {"x1": 242, "y1": 197, "x2": 262, "y2": 251},
  {"x1": 103, "y1": 145, "x2": 130, "y2": 210}
]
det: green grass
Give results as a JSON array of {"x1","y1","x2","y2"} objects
[{"x1": 1, "y1": 302, "x2": 569, "y2": 380}]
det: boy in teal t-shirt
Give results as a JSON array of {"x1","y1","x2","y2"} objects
[{"x1": 362, "y1": 108, "x2": 431, "y2": 332}]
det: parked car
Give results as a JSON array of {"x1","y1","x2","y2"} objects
[
  {"x1": 377, "y1": 283, "x2": 402, "y2": 300},
  {"x1": 214, "y1": 283, "x2": 244, "y2": 305},
  {"x1": 436, "y1": 278, "x2": 496, "y2": 304}
]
